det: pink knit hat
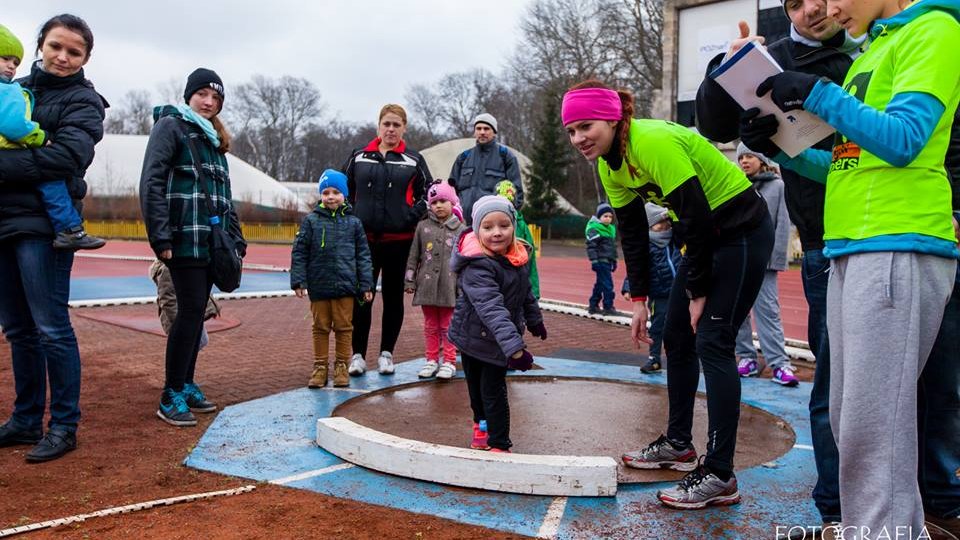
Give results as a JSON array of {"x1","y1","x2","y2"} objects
[
  {"x1": 428, "y1": 180, "x2": 459, "y2": 206},
  {"x1": 427, "y1": 180, "x2": 463, "y2": 221}
]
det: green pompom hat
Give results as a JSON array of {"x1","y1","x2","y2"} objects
[{"x1": 0, "y1": 24, "x2": 24, "y2": 62}]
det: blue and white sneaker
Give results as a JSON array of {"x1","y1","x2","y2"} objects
[
  {"x1": 183, "y1": 382, "x2": 217, "y2": 413},
  {"x1": 157, "y1": 388, "x2": 197, "y2": 427}
]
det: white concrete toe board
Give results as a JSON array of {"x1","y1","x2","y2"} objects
[{"x1": 316, "y1": 417, "x2": 618, "y2": 497}]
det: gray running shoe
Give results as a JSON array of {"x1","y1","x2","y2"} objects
[
  {"x1": 656, "y1": 462, "x2": 741, "y2": 509},
  {"x1": 622, "y1": 434, "x2": 698, "y2": 471}
]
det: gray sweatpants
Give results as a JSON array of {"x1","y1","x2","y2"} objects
[
  {"x1": 735, "y1": 269, "x2": 791, "y2": 371},
  {"x1": 827, "y1": 252, "x2": 955, "y2": 540}
]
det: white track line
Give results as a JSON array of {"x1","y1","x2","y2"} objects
[
  {"x1": 318, "y1": 387, "x2": 370, "y2": 394},
  {"x1": 269, "y1": 463, "x2": 356, "y2": 486},
  {"x1": 69, "y1": 290, "x2": 296, "y2": 309},
  {"x1": 0, "y1": 485, "x2": 256, "y2": 538},
  {"x1": 536, "y1": 496, "x2": 569, "y2": 539},
  {"x1": 793, "y1": 444, "x2": 815, "y2": 451},
  {"x1": 538, "y1": 298, "x2": 815, "y2": 361},
  {"x1": 75, "y1": 253, "x2": 289, "y2": 272}
]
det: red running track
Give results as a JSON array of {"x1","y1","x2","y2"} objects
[
  {"x1": 77, "y1": 241, "x2": 811, "y2": 342},
  {"x1": 536, "y1": 256, "x2": 809, "y2": 343}
]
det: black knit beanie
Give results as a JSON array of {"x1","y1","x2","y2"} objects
[{"x1": 183, "y1": 68, "x2": 225, "y2": 109}]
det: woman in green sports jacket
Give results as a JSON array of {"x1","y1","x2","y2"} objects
[{"x1": 562, "y1": 79, "x2": 773, "y2": 510}]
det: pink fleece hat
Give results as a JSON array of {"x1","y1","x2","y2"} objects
[
  {"x1": 428, "y1": 180, "x2": 459, "y2": 206},
  {"x1": 561, "y1": 88, "x2": 622, "y2": 126}
]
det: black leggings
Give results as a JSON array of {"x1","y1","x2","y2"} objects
[
  {"x1": 461, "y1": 352, "x2": 511, "y2": 450},
  {"x1": 352, "y1": 239, "x2": 410, "y2": 358},
  {"x1": 662, "y1": 213, "x2": 773, "y2": 475},
  {"x1": 165, "y1": 265, "x2": 213, "y2": 391}
]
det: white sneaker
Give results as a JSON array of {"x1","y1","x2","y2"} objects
[
  {"x1": 436, "y1": 362, "x2": 456, "y2": 380},
  {"x1": 348, "y1": 353, "x2": 366, "y2": 376},
  {"x1": 418, "y1": 361, "x2": 439, "y2": 379},
  {"x1": 377, "y1": 351, "x2": 395, "y2": 375}
]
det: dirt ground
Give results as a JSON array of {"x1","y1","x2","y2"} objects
[{"x1": 0, "y1": 294, "x2": 814, "y2": 539}]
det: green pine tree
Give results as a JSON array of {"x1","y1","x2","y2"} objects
[{"x1": 525, "y1": 93, "x2": 568, "y2": 234}]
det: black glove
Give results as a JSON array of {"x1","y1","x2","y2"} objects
[
  {"x1": 756, "y1": 71, "x2": 822, "y2": 112},
  {"x1": 739, "y1": 108, "x2": 783, "y2": 159},
  {"x1": 508, "y1": 349, "x2": 534, "y2": 372},
  {"x1": 528, "y1": 322, "x2": 548, "y2": 340},
  {"x1": 611, "y1": 261, "x2": 618, "y2": 273}
]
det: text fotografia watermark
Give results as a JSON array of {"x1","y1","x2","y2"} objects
[{"x1": 775, "y1": 524, "x2": 933, "y2": 539}]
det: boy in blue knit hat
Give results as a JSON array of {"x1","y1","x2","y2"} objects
[
  {"x1": 585, "y1": 202, "x2": 618, "y2": 316},
  {"x1": 291, "y1": 169, "x2": 373, "y2": 388},
  {"x1": 0, "y1": 24, "x2": 104, "y2": 250}
]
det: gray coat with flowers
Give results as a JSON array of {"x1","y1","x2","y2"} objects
[{"x1": 404, "y1": 212, "x2": 466, "y2": 307}]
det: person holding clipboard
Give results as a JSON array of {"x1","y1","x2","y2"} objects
[{"x1": 741, "y1": 0, "x2": 960, "y2": 536}]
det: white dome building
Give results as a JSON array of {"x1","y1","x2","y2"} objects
[{"x1": 85, "y1": 134, "x2": 309, "y2": 212}]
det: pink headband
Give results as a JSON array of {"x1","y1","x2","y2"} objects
[{"x1": 561, "y1": 88, "x2": 622, "y2": 126}]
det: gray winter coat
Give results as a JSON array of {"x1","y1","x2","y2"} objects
[
  {"x1": 447, "y1": 230, "x2": 543, "y2": 367},
  {"x1": 449, "y1": 139, "x2": 522, "y2": 225},
  {"x1": 752, "y1": 172, "x2": 790, "y2": 271},
  {"x1": 290, "y1": 204, "x2": 374, "y2": 301},
  {"x1": 404, "y1": 212, "x2": 466, "y2": 307}
]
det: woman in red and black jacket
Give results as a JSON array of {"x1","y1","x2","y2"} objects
[{"x1": 340, "y1": 104, "x2": 431, "y2": 376}]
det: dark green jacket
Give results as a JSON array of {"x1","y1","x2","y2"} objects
[
  {"x1": 140, "y1": 105, "x2": 244, "y2": 261},
  {"x1": 290, "y1": 203, "x2": 373, "y2": 301}
]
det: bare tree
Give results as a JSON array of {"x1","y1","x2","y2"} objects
[
  {"x1": 228, "y1": 75, "x2": 326, "y2": 183},
  {"x1": 155, "y1": 77, "x2": 184, "y2": 105},
  {"x1": 598, "y1": 0, "x2": 664, "y2": 114},
  {"x1": 104, "y1": 89, "x2": 154, "y2": 135},
  {"x1": 405, "y1": 84, "x2": 445, "y2": 139}
]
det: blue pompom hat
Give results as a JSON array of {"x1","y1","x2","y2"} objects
[{"x1": 318, "y1": 169, "x2": 349, "y2": 197}]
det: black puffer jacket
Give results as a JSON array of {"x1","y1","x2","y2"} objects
[
  {"x1": 0, "y1": 62, "x2": 106, "y2": 242},
  {"x1": 695, "y1": 36, "x2": 853, "y2": 252},
  {"x1": 341, "y1": 138, "x2": 431, "y2": 242},
  {"x1": 290, "y1": 203, "x2": 373, "y2": 301}
]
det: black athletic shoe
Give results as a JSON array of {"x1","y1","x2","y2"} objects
[
  {"x1": 157, "y1": 388, "x2": 197, "y2": 427},
  {"x1": 53, "y1": 227, "x2": 106, "y2": 250},
  {"x1": 641, "y1": 357, "x2": 662, "y2": 374},
  {"x1": 183, "y1": 383, "x2": 217, "y2": 413}
]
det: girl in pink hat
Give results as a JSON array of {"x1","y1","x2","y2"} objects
[
  {"x1": 562, "y1": 80, "x2": 773, "y2": 509},
  {"x1": 404, "y1": 180, "x2": 465, "y2": 380}
]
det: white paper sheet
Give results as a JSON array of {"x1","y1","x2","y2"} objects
[{"x1": 710, "y1": 41, "x2": 835, "y2": 158}]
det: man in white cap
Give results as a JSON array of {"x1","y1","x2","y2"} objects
[{"x1": 449, "y1": 113, "x2": 523, "y2": 225}]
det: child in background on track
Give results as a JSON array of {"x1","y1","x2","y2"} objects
[
  {"x1": 733, "y1": 144, "x2": 796, "y2": 387},
  {"x1": 640, "y1": 202, "x2": 681, "y2": 374},
  {"x1": 585, "y1": 203, "x2": 618, "y2": 316},
  {"x1": 405, "y1": 180, "x2": 465, "y2": 380},
  {"x1": 447, "y1": 195, "x2": 546, "y2": 452},
  {"x1": 496, "y1": 180, "x2": 540, "y2": 299},
  {"x1": 291, "y1": 169, "x2": 373, "y2": 388}
]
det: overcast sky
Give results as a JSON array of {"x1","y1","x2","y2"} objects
[{"x1": 7, "y1": 0, "x2": 532, "y2": 123}]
